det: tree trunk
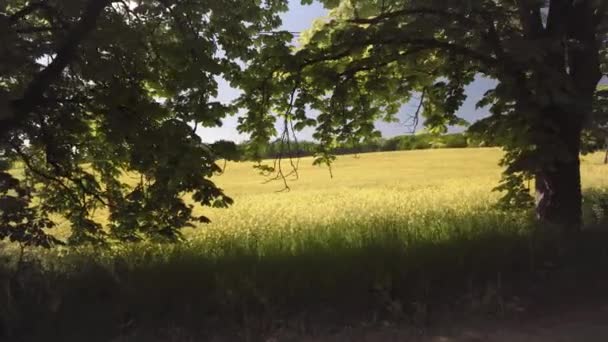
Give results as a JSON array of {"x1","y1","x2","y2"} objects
[
  {"x1": 604, "y1": 138, "x2": 608, "y2": 164},
  {"x1": 535, "y1": 157, "x2": 582, "y2": 232},
  {"x1": 534, "y1": 110, "x2": 583, "y2": 232},
  {"x1": 531, "y1": 0, "x2": 600, "y2": 231}
]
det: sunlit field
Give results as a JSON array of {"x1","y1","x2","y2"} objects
[
  {"x1": 35, "y1": 148, "x2": 608, "y2": 242},
  {"x1": 188, "y1": 148, "x2": 608, "y2": 243}
]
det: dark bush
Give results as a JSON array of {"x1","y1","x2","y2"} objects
[{"x1": 234, "y1": 133, "x2": 490, "y2": 161}]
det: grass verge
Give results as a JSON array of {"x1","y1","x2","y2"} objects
[{"x1": 2, "y1": 199, "x2": 608, "y2": 341}]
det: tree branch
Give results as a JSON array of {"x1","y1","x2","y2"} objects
[
  {"x1": 9, "y1": 2, "x2": 68, "y2": 28},
  {"x1": 516, "y1": 0, "x2": 544, "y2": 37},
  {"x1": 9, "y1": 2, "x2": 49, "y2": 22},
  {"x1": 376, "y1": 37, "x2": 500, "y2": 68},
  {"x1": 482, "y1": 13, "x2": 506, "y2": 60},
  {"x1": 8, "y1": 0, "x2": 111, "y2": 122},
  {"x1": 8, "y1": 142, "x2": 82, "y2": 206},
  {"x1": 349, "y1": 7, "x2": 481, "y2": 27},
  {"x1": 345, "y1": 5, "x2": 519, "y2": 71},
  {"x1": 301, "y1": 37, "x2": 500, "y2": 73},
  {"x1": 300, "y1": 49, "x2": 354, "y2": 69},
  {"x1": 595, "y1": 0, "x2": 608, "y2": 27},
  {"x1": 15, "y1": 25, "x2": 62, "y2": 34},
  {"x1": 568, "y1": 0, "x2": 603, "y2": 96},
  {"x1": 336, "y1": 46, "x2": 429, "y2": 82},
  {"x1": 546, "y1": 0, "x2": 571, "y2": 36},
  {"x1": 407, "y1": 89, "x2": 425, "y2": 134}
]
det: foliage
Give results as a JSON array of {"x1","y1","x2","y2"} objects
[
  {"x1": 583, "y1": 188, "x2": 608, "y2": 225},
  {"x1": 237, "y1": 0, "x2": 608, "y2": 224},
  {"x1": 0, "y1": 0, "x2": 288, "y2": 246},
  {"x1": 582, "y1": 86, "x2": 608, "y2": 154},
  {"x1": 0, "y1": 159, "x2": 60, "y2": 247},
  {"x1": 235, "y1": 133, "x2": 486, "y2": 161}
]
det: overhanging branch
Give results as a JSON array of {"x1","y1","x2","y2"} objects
[
  {"x1": 389, "y1": 38, "x2": 499, "y2": 67},
  {"x1": 9, "y1": 1, "x2": 69, "y2": 28},
  {"x1": 408, "y1": 89, "x2": 425, "y2": 134},
  {"x1": 9, "y1": 2, "x2": 51, "y2": 22},
  {"x1": 349, "y1": 7, "x2": 481, "y2": 27},
  {"x1": 336, "y1": 46, "x2": 429, "y2": 82},
  {"x1": 7, "y1": 0, "x2": 111, "y2": 126},
  {"x1": 15, "y1": 25, "x2": 62, "y2": 34},
  {"x1": 300, "y1": 37, "x2": 499, "y2": 73},
  {"x1": 516, "y1": 0, "x2": 544, "y2": 37}
]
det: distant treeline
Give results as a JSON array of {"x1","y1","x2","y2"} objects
[{"x1": 234, "y1": 133, "x2": 495, "y2": 161}]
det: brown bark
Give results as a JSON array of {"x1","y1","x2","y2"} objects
[
  {"x1": 535, "y1": 158, "x2": 582, "y2": 231},
  {"x1": 605, "y1": 138, "x2": 608, "y2": 164},
  {"x1": 534, "y1": 107, "x2": 584, "y2": 231},
  {"x1": 533, "y1": 1, "x2": 603, "y2": 231}
]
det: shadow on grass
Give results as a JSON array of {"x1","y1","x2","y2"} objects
[{"x1": 2, "y1": 202, "x2": 608, "y2": 341}]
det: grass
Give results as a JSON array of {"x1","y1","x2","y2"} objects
[{"x1": 3, "y1": 148, "x2": 608, "y2": 341}]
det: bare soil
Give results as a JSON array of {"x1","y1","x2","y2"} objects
[{"x1": 263, "y1": 302, "x2": 608, "y2": 342}]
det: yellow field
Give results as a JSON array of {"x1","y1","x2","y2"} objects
[
  {"x1": 27, "y1": 148, "x2": 608, "y2": 242},
  {"x1": 187, "y1": 148, "x2": 608, "y2": 241}
]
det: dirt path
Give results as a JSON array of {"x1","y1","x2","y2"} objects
[{"x1": 267, "y1": 303, "x2": 608, "y2": 342}]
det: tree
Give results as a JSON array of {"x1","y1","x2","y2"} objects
[
  {"x1": 582, "y1": 86, "x2": 608, "y2": 162},
  {"x1": 0, "y1": 0, "x2": 287, "y2": 245},
  {"x1": 237, "y1": 0, "x2": 608, "y2": 232}
]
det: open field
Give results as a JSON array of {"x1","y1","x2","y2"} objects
[
  {"x1": 37, "y1": 148, "x2": 608, "y2": 241},
  {"x1": 191, "y1": 148, "x2": 608, "y2": 240},
  {"x1": 3, "y1": 148, "x2": 608, "y2": 341}
]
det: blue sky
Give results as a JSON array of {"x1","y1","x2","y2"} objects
[{"x1": 197, "y1": 1, "x2": 497, "y2": 143}]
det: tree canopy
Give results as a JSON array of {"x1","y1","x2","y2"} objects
[
  {"x1": 1, "y1": 0, "x2": 607, "y2": 247},
  {"x1": 0, "y1": 0, "x2": 288, "y2": 246},
  {"x1": 237, "y1": 0, "x2": 608, "y2": 229}
]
